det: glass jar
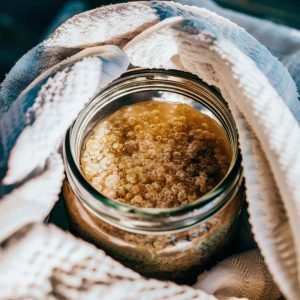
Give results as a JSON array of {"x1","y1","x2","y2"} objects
[{"x1": 63, "y1": 68, "x2": 244, "y2": 282}]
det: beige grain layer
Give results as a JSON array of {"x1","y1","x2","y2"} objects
[{"x1": 81, "y1": 101, "x2": 231, "y2": 208}]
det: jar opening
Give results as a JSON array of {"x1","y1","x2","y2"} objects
[{"x1": 64, "y1": 69, "x2": 242, "y2": 228}]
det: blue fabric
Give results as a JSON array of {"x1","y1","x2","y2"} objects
[{"x1": 177, "y1": 0, "x2": 300, "y2": 92}]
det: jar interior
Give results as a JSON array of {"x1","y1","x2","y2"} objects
[
  {"x1": 67, "y1": 69, "x2": 239, "y2": 215},
  {"x1": 74, "y1": 74, "x2": 236, "y2": 166}
]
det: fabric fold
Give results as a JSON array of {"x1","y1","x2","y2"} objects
[{"x1": 0, "y1": 1, "x2": 299, "y2": 299}]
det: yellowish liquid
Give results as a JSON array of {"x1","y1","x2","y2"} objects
[{"x1": 81, "y1": 101, "x2": 231, "y2": 208}]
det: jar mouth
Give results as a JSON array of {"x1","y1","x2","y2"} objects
[{"x1": 64, "y1": 68, "x2": 242, "y2": 220}]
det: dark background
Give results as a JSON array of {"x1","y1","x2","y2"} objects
[{"x1": 0, "y1": 0, "x2": 299, "y2": 82}]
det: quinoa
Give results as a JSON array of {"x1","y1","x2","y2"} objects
[{"x1": 80, "y1": 101, "x2": 231, "y2": 208}]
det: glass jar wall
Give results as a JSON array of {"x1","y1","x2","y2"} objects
[{"x1": 63, "y1": 69, "x2": 244, "y2": 282}]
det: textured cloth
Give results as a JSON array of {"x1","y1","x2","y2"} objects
[
  {"x1": 0, "y1": 224, "x2": 217, "y2": 300},
  {"x1": 177, "y1": 0, "x2": 300, "y2": 92},
  {"x1": 0, "y1": 1, "x2": 300, "y2": 299}
]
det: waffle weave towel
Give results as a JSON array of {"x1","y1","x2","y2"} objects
[{"x1": 0, "y1": 1, "x2": 299, "y2": 299}]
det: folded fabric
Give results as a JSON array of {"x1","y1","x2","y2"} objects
[
  {"x1": 0, "y1": 1, "x2": 299, "y2": 299},
  {"x1": 178, "y1": 0, "x2": 300, "y2": 93}
]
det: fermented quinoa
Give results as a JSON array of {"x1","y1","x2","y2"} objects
[{"x1": 81, "y1": 101, "x2": 231, "y2": 208}]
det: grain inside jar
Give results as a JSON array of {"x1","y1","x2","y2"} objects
[{"x1": 80, "y1": 101, "x2": 232, "y2": 208}]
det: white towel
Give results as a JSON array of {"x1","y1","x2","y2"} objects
[{"x1": 0, "y1": 1, "x2": 299, "y2": 299}]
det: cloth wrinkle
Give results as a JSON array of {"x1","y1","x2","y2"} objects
[{"x1": 0, "y1": 1, "x2": 299, "y2": 299}]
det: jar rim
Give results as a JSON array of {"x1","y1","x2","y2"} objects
[{"x1": 63, "y1": 68, "x2": 242, "y2": 229}]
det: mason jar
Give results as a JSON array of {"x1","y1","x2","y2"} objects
[{"x1": 63, "y1": 68, "x2": 244, "y2": 282}]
